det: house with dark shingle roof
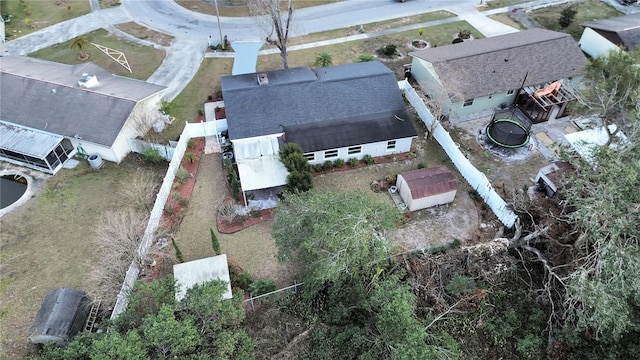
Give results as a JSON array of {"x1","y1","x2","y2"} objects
[
  {"x1": 0, "y1": 55, "x2": 166, "y2": 173},
  {"x1": 221, "y1": 61, "x2": 417, "y2": 196},
  {"x1": 409, "y1": 29, "x2": 587, "y2": 123},
  {"x1": 578, "y1": 13, "x2": 640, "y2": 59}
]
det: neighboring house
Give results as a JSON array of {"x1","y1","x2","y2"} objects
[
  {"x1": 221, "y1": 61, "x2": 417, "y2": 199},
  {"x1": 396, "y1": 165, "x2": 457, "y2": 211},
  {"x1": 578, "y1": 13, "x2": 640, "y2": 58},
  {"x1": 409, "y1": 29, "x2": 587, "y2": 123},
  {"x1": 0, "y1": 55, "x2": 166, "y2": 174}
]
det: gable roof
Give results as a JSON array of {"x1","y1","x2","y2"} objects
[
  {"x1": 0, "y1": 56, "x2": 166, "y2": 147},
  {"x1": 221, "y1": 61, "x2": 417, "y2": 150},
  {"x1": 581, "y1": 13, "x2": 640, "y2": 51},
  {"x1": 400, "y1": 165, "x2": 457, "y2": 199},
  {"x1": 410, "y1": 29, "x2": 587, "y2": 100}
]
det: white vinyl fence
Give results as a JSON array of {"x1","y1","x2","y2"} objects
[
  {"x1": 111, "y1": 122, "x2": 220, "y2": 319},
  {"x1": 398, "y1": 80, "x2": 517, "y2": 228},
  {"x1": 128, "y1": 138, "x2": 175, "y2": 160}
]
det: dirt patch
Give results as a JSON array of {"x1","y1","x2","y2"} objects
[{"x1": 114, "y1": 22, "x2": 174, "y2": 47}]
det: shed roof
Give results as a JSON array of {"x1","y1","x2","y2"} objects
[
  {"x1": 400, "y1": 165, "x2": 457, "y2": 199},
  {"x1": 0, "y1": 121, "x2": 64, "y2": 158},
  {"x1": 0, "y1": 55, "x2": 166, "y2": 146},
  {"x1": 29, "y1": 288, "x2": 90, "y2": 344},
  {"x1": 173, "y1": 254, "x2": 233, "y2": 302},
  {"x1": 581, "y1": 13, "x2": 640, "y2": 51},
  {"x1": 221, "y1": 61, "x2": 416, "y2": 146},
  {"x1": 410, "y1": 29, "x2": 587, "y2": 100}
]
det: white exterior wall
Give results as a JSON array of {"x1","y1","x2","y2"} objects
[
  {"x1": 578, "y1": 28, "x2": 620, "y2": 59},
  {"x1": 304, "y1": 137, "x2": 413, "y2": 164},
  {"x1": 397, "y1": 173, "x2": 456, "y2": 211},
  {"x1": 408, "y1": 190, "x2": 456, "y2": 211},
  {"x1": 68, "y1": 139, "x2": 118, "y2": 162}
]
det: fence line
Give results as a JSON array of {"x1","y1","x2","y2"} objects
[
  {"x1": 398, "y1": 80, "x2": 517, "y2": 228},
  {"x1": 244, "y1": 283, "x2": 304, "y2": 311},
  {"x1": 128, "y1": 138, "x2": 175, "y2": 160},
  {"x1": 111, "y1": 122, "x2": 220, "y2": 319}
]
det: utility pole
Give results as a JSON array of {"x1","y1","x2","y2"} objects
[{"x1": 213, "y1": 0, "x2": 224, "y2": 49}]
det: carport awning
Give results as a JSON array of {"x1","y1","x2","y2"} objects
[
  {"x1": 237, "y1": 156, "x2": 288, "y2": 191},
  {"x1": 231, "y1": 40, "x2": 264, "y2": 75},
  {"x1": 0, "y1": 121, "x2": 64, "y2": 158}
]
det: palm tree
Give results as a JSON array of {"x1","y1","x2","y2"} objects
[
  {"x1": 70, "y1": 36, "x2": 89, "y2": 60},
  {"x1": 314, "y1": 52, "x2": 333, "y2": 68}
]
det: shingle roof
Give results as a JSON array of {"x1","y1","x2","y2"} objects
[
  {"x1": 581, "y1": 13, "x2": 640, "y2": 51},
  {"x1": 221, "y1": 61, "x2": 417, "y2": 149},
  {"x1": 400, "y1": 165, "x2": 457, "y2": 199},
  {"x1": 410, "y1": 29, "x2": 587, "y2": 100},
  {"x1": 0, "y1": 56, "x2": 166, "y2": 146}
]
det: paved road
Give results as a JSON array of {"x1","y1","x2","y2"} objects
[{"x1": 6, "y1": 0, "x2": 628, "y2": 99}]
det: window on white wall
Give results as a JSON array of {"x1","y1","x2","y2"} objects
[
  {"x1": 304, "y1": 153, "x2": 315, "y2": 162},
  {"x1": 507, "y1": 89, "x2": 515, "y2": 95},
  {"x1": 347, "y1": 146, "x2": 362, "y2": 155},
  {"x1": 324, "y1": 149, "x2": 338, "y2": 159},
  {"x1": 463, "y1": 99, "x2": 474, "y2": 107},
  {"x1": 386, "y1": 140, "x2": 396, "y2": 151}
]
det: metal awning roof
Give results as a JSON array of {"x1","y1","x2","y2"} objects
[
  {"x1": 231, "y1": 40, "x2": 264, "y2": 75},
  {"x1": 236, "y1": 156, "x2": 288, "y2": 191},
  {"x1": 0, "y1": 121, "x2": 64, "y2": 158},
  {"x1": 173, "y1": 254, "x2": 233, "y2": 302}
]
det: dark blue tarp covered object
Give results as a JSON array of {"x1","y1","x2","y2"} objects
[{"x1": 29, "y1": 288, "x2": 91, "y2": 346}]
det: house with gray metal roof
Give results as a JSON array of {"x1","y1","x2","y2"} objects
[
  {"x1": 578, "y1": 13, "x2": 640, "y2": 58},
  {"x1": 409, "y1": 29, "x2": 587, "y2": 123},
  {"x1": 0, "y1": 55, "x2": 166, "y2": 174},
  {"x1": 221, "y1": 61, "x2": 417, "y2": 198}
]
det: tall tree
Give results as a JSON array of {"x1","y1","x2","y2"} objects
[
  {"x1": 249, "y1": 0, "x2": 294, "y2": 69},
  {"x1": 272, "y1": 190, "x2": 402, "y2": 290},
  {"x1": 575, "y1": 48, "x2": 640, "y2": 144}
]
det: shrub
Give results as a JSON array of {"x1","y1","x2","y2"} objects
[
  {"x1": 210, "y1": 228, "x2": 220, "y2": 255},
  {"x1": 417, "y1": 162, "x2": 427, "y2": 169},
  {"x1": 172, "y1": 193, "x2": 188, "y2": 207},
  {"x1": 348, "y1": 158, "x2": 359, "y2": 168},
  {"x1": 163, "y1": 204, "x2": 175, "y2": 214},
  {"x1": 333, "y1": 159, "x2": 345, "y2": 168},
  {"x1": 249, "y1": 279, "x2": 277, "y2": 297},
  {"x1": 457, "y1": 29, "x2": 471, "y2": 39},
  {"x1": 187, "y1": 139, "x2": 196, "y2": 148},
  {"x1": 357, "y1": 54, "x2": 376, "y2": 62},
  {"x1": 286, "y1": 171, "x2": 313, "y2": 193},
  {"x1": 175, "y1": 166, "x2": 190, "y2": 184},
  {"x1": 142, "y1": 147, "x2": 164, "y2": 164},
  {"x1": 171, "y1": 237, "x2": 185, "y2": 263},
  {"x1": 362, "y1": 155, "x2": 375, "y2": 165},
  {"x1": 232, "y1": 272, "x2": 254, "y2": 291},
  {"x1": 378, "y1": 44, "x2": 398, "y2": 56},
  {"x1": 452, "y1": 37, "x2": 464, "y2": 44},
  {"x1": 184, "y1": 152, "x2": 196, "y2": 163},
  {"x1": 312, "y1": 164, "x2": 323, "y2": 173},
  {"x1": 323, "y1": 160, "x2": 334, "y2": 170},
  {"x1": 159, "y1": 99, "x2": 174, "y2": 115},
  {"x1": 218, "y1": 203, "x2": 237, "y2": 223},
  {"x1": 558, "y1": 6, "x2": 577, "y2": 28},
  {"x1": 314, "y1": 52, "x2": 333, "y2": 67}
]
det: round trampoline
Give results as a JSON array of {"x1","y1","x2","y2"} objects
[{"x1": 486, "y1": 118, "x2": 531, "y2": 148}]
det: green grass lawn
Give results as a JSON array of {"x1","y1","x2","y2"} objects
[
  {"x1": 529, "y1": 0, "x2": 623, "y2": 40},
  {"x1": 29, "y1": 29, "x2": 166, "y2": 81},
  {"x1": 0, "y1": 0, "x2": 90, "y2": 39}
]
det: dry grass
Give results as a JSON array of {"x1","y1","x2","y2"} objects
[
  {"x1": 482, "y1": 0, "x2": 531, "y2": 10},
  {"x1": 0, "y1": 0, "x2": 91, "y2": 39},
  {"x1": 529, "y1": 0, "x2": 622, "y2": 40},
  {"x1": 114, "y1": 22, "x2": 175, "y2": 47},
  {"x1": 0, "y1": 157, "x2": 166, "y2": 358},
  {"x1": 28, "y1": 29, "x2": 166, "y2": 81},
  {"x1": 175, "y1": 0, "x2": 343, "y2": 17},
  {"x1": 489, "y1": 13, "x2": 527, "y2": 30}
]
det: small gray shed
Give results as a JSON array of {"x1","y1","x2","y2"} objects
[
  {"x1": 29, "y1": 288, "x2": 91, "y2": 346},
  {"x1": 396, "y1": 165, "x2": 458, "y2": 211}
]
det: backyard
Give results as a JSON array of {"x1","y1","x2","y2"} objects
[
  {"x1": 529, "y1": 0, "x2": 623, "y2": 39},
  {"x1": 2, "y1": 0, "x2": 614, "y2": 356}
]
